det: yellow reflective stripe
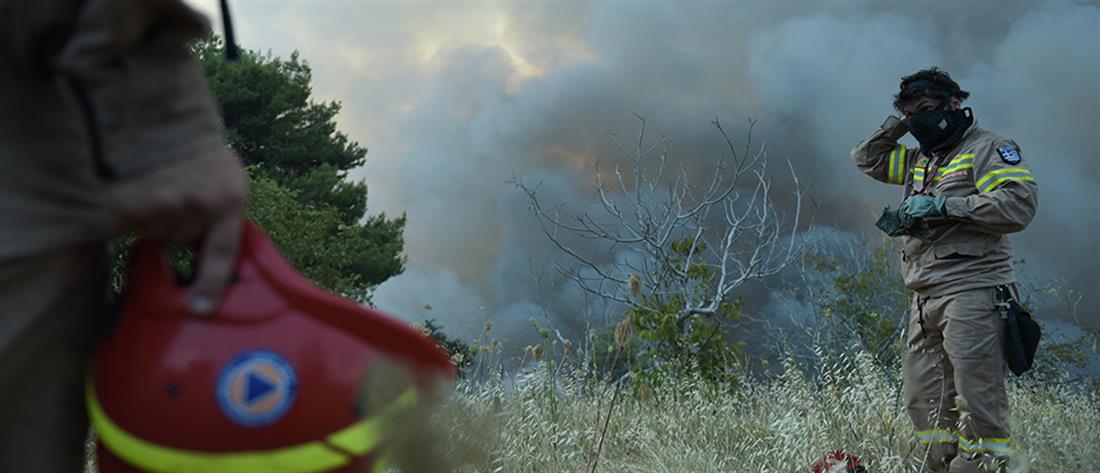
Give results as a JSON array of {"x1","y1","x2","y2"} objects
[
  {"x1": 915, "y1": 429, "x2": 1012, "y2": 454},
  {"x1": 327, "y1": 388, "x2": 417, "y2": 455},
  {"x1": 88, "y1": 382, "x2": 348, "y2": 472},
  {"x1": 887, "y1": 145, "x2": 907, "y2": 184},
  {"x1": 981, "y1": 167, "x2": 1029, "y2": 191},
  {"x1": 981, "y1": 175, "x2": 1035, "y2": 193},
  {"x1": 897, "y1": 145, "x2": 907, "y2": 184},
  {"x1": 947, "y1": 153, "x2": 974, "y2": 165},
  {"x1": 911, "y1": 154, "x2": 974, "y2": 183},
  {"x1": 916, "y1": 429, "x2": 958, "y2": 444},
  {"x1": 888, "y1": 148, "x2": 899, "y2": 184},
  {"x1": 88, "y1": 380, "x2": 414, "y2": 473},
  {"x1": 958, "y1": 436, "x2": 1012, "y2": 454},
  {"x1": 941, "y1": 163, "x2": 973, "y2": 174},
  {"x1": 941, "y1": 154, "x2": 974, "y2": 174},
  {"x1": 981, "y1": 167, "x2": 1029, "y2": 187}
]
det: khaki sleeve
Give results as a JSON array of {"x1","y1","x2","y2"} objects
[
  {"x1": 943, "y1": 139, "x2": 1039, "y2": 234},
  {"x1": 851, "y1": 115, "x2": 915, "y2": 186},
  {"x1": 52, "y1": 0, "x2": 225, "y2": 180}
]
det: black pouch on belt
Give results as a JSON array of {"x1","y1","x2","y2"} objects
[{"x1": 997, "y1": 285, "x2": 1041, "y2": 376}]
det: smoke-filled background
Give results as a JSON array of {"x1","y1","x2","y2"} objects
[{"x1": 189, "y1": 1, "x2": 1099, "y2": 347}]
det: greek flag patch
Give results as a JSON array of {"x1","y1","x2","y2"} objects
[{"x1": 997, "y1": 146, "x2": 1022, "y2": 164}]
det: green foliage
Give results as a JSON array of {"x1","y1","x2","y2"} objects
[
  {"x1": 594, "y1": 237, "x2": 748, "y2": 388},
  {"x1": 103, "y1": 39, "x2": 408, "y2": 304},
  {"x1": 623, "y1": 299, "x2": 745, "y2": 387},
  {"x1": 246, "y1": 173, "x2": 403, "y2": 302},
  {"x1": 812, "y1": 242, "x2": 909, "y2": 367},
  {"x1": 194, "y1": 41, "x2": 366, "y2": 209},
  {"x1": 112, "y1": 40, "x2": 405, "y2": 303}
]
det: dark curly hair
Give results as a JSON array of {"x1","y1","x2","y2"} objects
[{"x1": 893, "y1": 67, "x2": 970, "y2": 112}]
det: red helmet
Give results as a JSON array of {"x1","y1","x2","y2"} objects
[
  {"x1": 89, "y1": 221, "x2": 454, "y2": 472},
  {"x1": 811, "y1": 450, "x2": 867, "y2": 473}
]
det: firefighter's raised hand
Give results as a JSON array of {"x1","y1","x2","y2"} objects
[{"x1": 108, "y1": 147, "x2": 247, "y2": 315}]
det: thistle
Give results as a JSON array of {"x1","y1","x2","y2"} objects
[
  {"x1": 628, "y1": 274, "x2": 644, "y2": 298},
  {"x1": 614, "y1": 316, "x2": 632, "y2": 349},
  {"x1": 532, "y1": 344, "x2": 545, "y2": 362}
]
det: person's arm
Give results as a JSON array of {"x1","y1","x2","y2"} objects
[
  {"x1": 4, "y1": 0, "x2": 246, "y2": 314},
  {"x1": 944, "y1": 141, "x2": 1038, "y2": 234},
  {"x1": 851, "y1": 115, "x2": 915, "y2": 186},
  {"x1": 53, "y1": 0, "x2": 224, "y2": 179}
]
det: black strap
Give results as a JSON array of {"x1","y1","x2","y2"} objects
[
  {"x1": 996, "y1": 285, "x2": 1014, "y2": 303},
  {"x1": 219, "y1": 0, "x2": 239, "y2": 61}
]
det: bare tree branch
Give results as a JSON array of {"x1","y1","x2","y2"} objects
[{"x1": 517, "y1": 116, "x2": 807, "y2": 336}]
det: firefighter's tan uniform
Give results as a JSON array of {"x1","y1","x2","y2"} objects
[
  {"x1": 0, "y1": 1, "x2": 225, "y2": 470},
  {"x1": 852, "y1": 115, "x2": 1038, "y2": 472}
]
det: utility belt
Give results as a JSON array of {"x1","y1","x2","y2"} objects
[{"x1": 995, "y1": 285, "x2": 1041, "y2": 376}]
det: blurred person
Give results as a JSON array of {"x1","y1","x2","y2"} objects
[
  {"x1": 0, "y1": 1, "x2": 245, "y2": 470},
  {"x1": 851, "y1": 68, "x2": 1038, "y2": 472}
]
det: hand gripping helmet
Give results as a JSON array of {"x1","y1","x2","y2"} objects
[
  {"x1": 811, "y1": 450, "x2": 867, "y2": 473},
  {"x1": 88, "y1": 221, "x2": 454, "y2": 473}
]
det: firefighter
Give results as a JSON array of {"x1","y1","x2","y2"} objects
[
  {"x1": 851, "y1": 68, "x2": 1039, "y2": 472},
  {"x1": 0, "y1": 1, "x2": 246, "y2": 470}
]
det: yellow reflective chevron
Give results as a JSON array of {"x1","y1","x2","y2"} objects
[
  {"x1": 88, "y1": 379, "x2": 413, "y2": 473},
  {"x1": 888, "y1": 145, "x2": 907, "y2": 184},
  {"x1": 976, "y1": 167, "x2": 1034, "y2": 193}
]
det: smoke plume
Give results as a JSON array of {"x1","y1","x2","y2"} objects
[{"x1": 189, "y1": 1, "x2": 1100, "y2": 346}]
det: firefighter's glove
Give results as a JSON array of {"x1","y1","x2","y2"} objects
[
  {"x1": 901, "y1": 195, "x2": 947, "y2": 219},
  {"x1": 875, "y1": 205, "x2": 935, "y2": 241}
]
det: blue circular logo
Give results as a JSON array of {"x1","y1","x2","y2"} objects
[{"x1": 216, "y1": 350, "x2": 298, "y2": 427}]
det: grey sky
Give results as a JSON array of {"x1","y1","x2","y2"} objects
[{"x1": 187, "y1": 1, "x2": 1100, "y2": 344}]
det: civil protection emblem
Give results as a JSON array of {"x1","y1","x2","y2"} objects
[{"x1": 216, "y1": 350, "x2": 298, "y2": 427}]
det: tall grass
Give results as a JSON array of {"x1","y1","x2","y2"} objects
[{"x1": 424, "y1": 351, "x2": 1099, "y2": 473}]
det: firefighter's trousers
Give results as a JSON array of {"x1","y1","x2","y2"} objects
[
  {"x1": 902, "y1": 286, "x2": 1013, "y2": 473},
  {"x1": 0, "y1": 244, "x2": 107, "y2": 472}
]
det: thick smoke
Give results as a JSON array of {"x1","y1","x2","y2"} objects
[{"x1": 190, "y1": 1, "x2": 1100, "y2": 345}]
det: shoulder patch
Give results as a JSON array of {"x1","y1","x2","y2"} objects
[{"x1": 997, "y1": 146, "x2": 1022, "y2": 164}]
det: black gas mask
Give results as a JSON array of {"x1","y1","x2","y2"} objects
[{"x1": 908, "y1": 102, "x2": 973, "y2": 154}]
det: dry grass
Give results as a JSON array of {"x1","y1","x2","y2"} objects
[
  {"x1": 85, "y1": 350, "x2": 1099, "y2": 472},
  {"x1": 424, "y1": 351, "x2": 1100, "y2": 473}
]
